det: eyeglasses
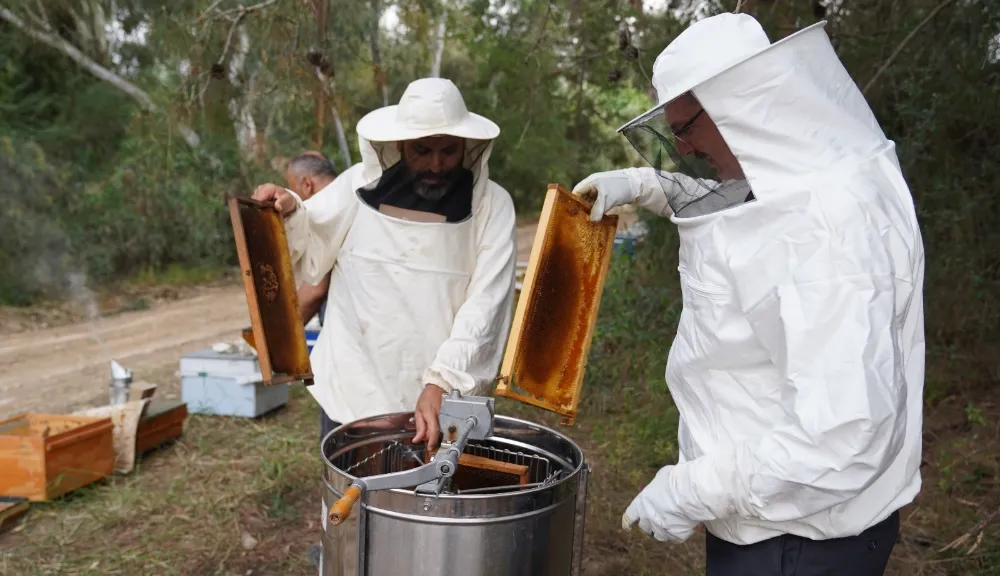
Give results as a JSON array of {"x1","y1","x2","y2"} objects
[{"x1": 671, "y1": 108, "x2": 704, "y2": 141}]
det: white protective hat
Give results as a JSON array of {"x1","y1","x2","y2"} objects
[
  {"x1": 619, "y1": 13, "x2": 825, "y2": 132},
  {"x1": 356, "y1": 78, "x2": 500, "y2": 143},
  {"x1": 613, "y1": 14, "x2": 832, "y2": 218}
]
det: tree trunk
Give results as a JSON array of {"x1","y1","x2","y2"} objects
[
  {"x1": 309, "y1": 0, "x2": 350, "y2": 167},
  {"x1": 330, "y1": 101, "x2": 352, "y2": 171},
  {"x1": 313, "y1": 0, "x2": 328, "y2": 149},
  {"x1": 370, "y1": 0, "x2": 389, "y2": 106},
  {"x1": 430, "y1": 6, "x2": 447, "y2": 77},
  {"x1": 227, "y1": 26, "x2": 257, "y2": 162},
  {"x1": 569, "y1": 0, "x2": 587, "y2": 165}
]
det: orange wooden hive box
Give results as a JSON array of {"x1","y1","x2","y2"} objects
[
  {"x1": 0, "y1": 413, "x2": 115, "y2": 502},
  {"x1": 136, "y1": 399, "x2": 188, "y2": 455}
]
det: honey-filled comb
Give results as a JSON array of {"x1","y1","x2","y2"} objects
[{"x1": 495, "y1": 184, "x2": 618, "y2": 425}]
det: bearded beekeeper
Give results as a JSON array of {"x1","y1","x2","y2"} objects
[
  {"x1": 252, "y1": 78, "x2": 516, "y2": 449},
  {"x1": 573, "y1": 14, "x2": 925, "y2": 575}
]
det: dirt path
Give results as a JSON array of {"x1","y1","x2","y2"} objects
[
  {"x1": 0, "y1": 285, "x2": 250, "y2": 419},
  {"x1": 0, "y1": 225, "x2": 541, "y2": 420}
]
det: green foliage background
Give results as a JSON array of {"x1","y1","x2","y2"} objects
[{"x1": 0, "y1": 0, "x2": 997, "y2": 389}]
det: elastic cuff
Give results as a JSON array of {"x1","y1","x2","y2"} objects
[
  {"x1": 422, "y1": 369, "x2": 453, "y2": 394},
  {"x1": 282, "y1": 190, "x2": 307, "y2": 235}
]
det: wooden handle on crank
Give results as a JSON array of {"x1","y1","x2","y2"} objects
[{"x1": 329, "y1": 485, "x2": 362, "y2": 526}]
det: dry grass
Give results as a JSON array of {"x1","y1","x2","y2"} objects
[
  {"x1": 0, "y1": 380, "x2": 997, "y2": 575},
  {"x1": 501, "y1": 392, "x2": 1000, "y2": 576},
  {"x1": 0, "y1": 385, "x2": 323, "y2": 576},
  {"x1": 0, "y1": 224, "x2": 997, "y2": 575}
]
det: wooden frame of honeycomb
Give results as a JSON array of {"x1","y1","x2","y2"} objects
[{"x1": 495, "y1": 184, "x2": 618, "y2": 425}]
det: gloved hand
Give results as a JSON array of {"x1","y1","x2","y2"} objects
[
  {"x1": 621, "y1": 465, "x2": 700, "y2": 543},
  {"x1": 571, "y1": 170, "x2": 639, "y2": 222}
]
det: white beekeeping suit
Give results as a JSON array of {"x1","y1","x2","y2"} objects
[
  {"x1": 281, "y1": 78, "x2": 517, "y2": 426},
  {"x1": 574, "y1": 13, "x2": 926, "y2": 552}
]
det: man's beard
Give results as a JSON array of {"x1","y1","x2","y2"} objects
[{"x1": 411, "y1": 168, "x2": 465, "y2": 201}]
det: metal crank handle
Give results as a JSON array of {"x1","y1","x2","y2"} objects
[
  {"x1": 327, "y1": 456, "x2": 455, "y2": 526},
  {"x1": 329, "y1": 483, "x2": 364, "y2": 526}
]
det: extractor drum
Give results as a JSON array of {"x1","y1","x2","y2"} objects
[{"x1": 320, "y1": 412, "x2": 589, "y2": 576}]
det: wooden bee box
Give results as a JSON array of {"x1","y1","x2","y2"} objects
[
  {"x1": 0, "y1": 413, "x2": 115, "y2": 502},
  {"x1": 136, "y1": 399, "x2": 188, "y2": 455}
]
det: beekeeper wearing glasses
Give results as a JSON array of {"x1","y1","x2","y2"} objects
[
  {"x1": 252, "y1": 78, "x2": 516, "y2": 450},
  {"x1": 573, "y1": 14, "x2": 925, "y2": 575}
]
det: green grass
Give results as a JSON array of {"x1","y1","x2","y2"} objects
[{"x1": 128, "y1": 264, "x2": 230, "y2": 288}]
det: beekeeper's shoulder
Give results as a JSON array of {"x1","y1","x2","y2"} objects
[
  {"x1": 335, "y1": 162, "x2": 367, "y2": 191},
  {"x1": 481, "y1": 178, "x2": 516, "y2": 222}
]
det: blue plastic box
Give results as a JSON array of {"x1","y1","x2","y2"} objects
[
  {"x1": 305, "y1": 328, "x2": 320, "y2": 354},
  {"x1": 178, "y1": 347, "x2": 288, "y2": 418}
]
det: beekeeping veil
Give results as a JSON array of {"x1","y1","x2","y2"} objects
[
  {"x1": 353, "y1": 78, "x2": 499, "y2": 217},
  {"x1": 618, "y1": 14, "x2": 898, "y2": 219}
]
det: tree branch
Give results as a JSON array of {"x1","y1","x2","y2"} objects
[
  {"x1": 862, "y1": 0, "x2": 957, "y2": 94},
  {"x1": 219, "y1": 9, "x2": 250, "y2": 65},
  {"x1": 23, "y1": 0, "x2": 50, "y2": 30},
  {"x1": 940, "y1": 506, "x2": 1000, "y2": 555},
  {"x1": 0, "y1": 6, "x2": 156, "y2": 111},
  {"x1": 214, "y1": 0, "x2": 279, "y2": 20},
  {"x1": 0, "y1": 5, "x2": 204, "y2": 150},
  {"x1": 523, "y1": 1, "x2": 552, "y2": 64},
  {"x1": 196, "y1": 0, "x2": 230, "y2": 24}
]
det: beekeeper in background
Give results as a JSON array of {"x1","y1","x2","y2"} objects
[
  {"x1": 284, "y1": 150, "x2": 338, "y2": 326},
  {"x1": 573, "y1": 13, "x2": 925, "y2": 575},
  {"x1": 252, "y1": 78, "x2": 517, "y2": 447}
]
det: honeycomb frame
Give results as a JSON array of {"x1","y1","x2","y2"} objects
[{"x1": 495, "y1": 184, "x2": 618, "y2": 425}]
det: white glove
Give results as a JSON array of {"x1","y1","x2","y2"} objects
[
  {"x1": 621, "y1": 465, "x2": 700, "y2": 543},
  {"x1": 571, "y1": 170, "x2": 640, "y2": 222}
]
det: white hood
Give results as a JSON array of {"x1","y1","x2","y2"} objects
[{"x1": 692, "y1": 21, "x2": 901, "y2": 206}]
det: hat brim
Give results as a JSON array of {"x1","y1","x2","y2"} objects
[
  {"x1": 356, "y1": 106, "x2": 501, "y2": 143},
  {"x1": 616, "y1": 20, "x2": 828, "y2": 134}
]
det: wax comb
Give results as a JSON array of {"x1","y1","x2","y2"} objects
[{"x1": 495, "y1": 184, "x2": 618, "y2": 425}]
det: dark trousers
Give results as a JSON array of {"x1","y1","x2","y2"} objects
[
  {"x1": 706, "y1": 511, "x2": 899, "y2": 576},
  {"x1": 320, "y1": 410, "x2": 341, "y2": 444}
]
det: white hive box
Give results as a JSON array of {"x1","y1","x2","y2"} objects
[{"x1": 178, "y1": 347, "x2": 288, "y2": 418}]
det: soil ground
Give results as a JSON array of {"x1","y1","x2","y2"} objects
[
  {"x1": 0, "y1": 218, "x2": 997, "y2": 575},
  {"x1": 0, "y1": 221, "x2": 548, "y2": 421}
]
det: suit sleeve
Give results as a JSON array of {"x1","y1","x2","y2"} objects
[
  {"x1": 283, "y1": 166, "x2": 360, "y2": 285},
  {"x1": 422, "y1": 187, "x2": 517, "y2": 394}
]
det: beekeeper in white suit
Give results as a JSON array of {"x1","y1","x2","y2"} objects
[
  {"x1": 252, "y1": 78, "x2": 516, "y2": 450},
  {"x1": 573, "y1": 14, "x2": 925, "y2": 575}
]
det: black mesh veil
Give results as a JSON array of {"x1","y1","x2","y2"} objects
[
  {"x1": 356, "y1": 138, "x2": 492, "y2": 222},
  {"x1": 362, "y1": 138, "x2": 491, "y2": 189},
  {"x1": 619, "y1": 103, "x2": 755, "y2": 218}
]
